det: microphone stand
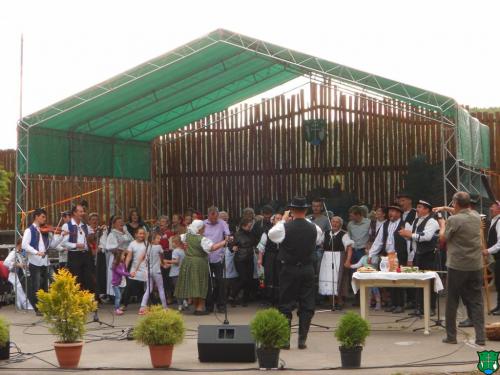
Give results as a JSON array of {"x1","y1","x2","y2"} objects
[
  {"x1": 146, "y1": 239, "x2": 152, "y2": 308},
  {"x1": 317, "y1": 200, "x2": 337, "y2": 314},
  {"x1": 222, "y1": 242, "x2": 230, "y2": 325}
]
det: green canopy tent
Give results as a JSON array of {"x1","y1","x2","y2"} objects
[{"x1": 16, "y1": 28, "x2": 489, "y2": 234}]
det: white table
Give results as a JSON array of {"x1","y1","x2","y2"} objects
[{"x1": 351, "y1": 271, "x2": 444, "y2": 335}]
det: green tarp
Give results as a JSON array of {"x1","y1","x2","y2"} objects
[
  {"x1": 457, "y1": 107, "x2": 490, "y2": 169},
  {"x1": 20, "y1": 28, "x2": 488, "y2": 180}
]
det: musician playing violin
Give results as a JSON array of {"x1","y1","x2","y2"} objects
[{"x1": 22, "y1": 208, "x2": 66, "y2": 316}]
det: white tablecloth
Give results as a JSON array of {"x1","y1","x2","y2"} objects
[{"x1": 351, "y1": 271, "x2": 444, "y2": 294}]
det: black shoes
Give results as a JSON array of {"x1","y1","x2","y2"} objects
[
  {"x1": 490, "y1": 305, "x2": 500, "y2": 314},
  {"x1": 385, "y1": 306, "x2": 396, "y2": 313},
  {"x1": 392, "y1": 306, "x2": 404, "y2": 314},
  {"x1": 492, "y1": 310, "x2": 500, "y2": 316},
  {"x1": 458, "y1": 319, "x2": 473, "y2": 328},
  {"x1": 476, "y1": 339, "x2": 486, "y2": 346},
  {"x1": 298, "y1": 339, "x2": 307, "y2": 350},
  {"x1": 409, "y1": 309, "x2": 423, "y2": 316},
  {"x1": 442, "y1": 337, "x2": 457, "y2": 344}
]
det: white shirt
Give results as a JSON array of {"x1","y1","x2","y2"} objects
[
  {"x1": 257, "y1": 233, "x2": 268, "y2": 253},
  {"x1": 268, "y1": 219, "x2": 324, "y2": 246},
  {"x1": 3, "y1": 250, "x2": 17, "y2": 272},
  {"x1": 407, "y1": 215, "x2": 440, "y2": 262},
  {"x1": 105, "y1": 228, "x2": 133, "y2": 252},
  {"x1": 368, "y1": 219, "x2": 402, "y2": 257},
  {"x1": 487, "y1": 214, "x2": 500, "y2": 255},
  {"x1": 61, "y1": 218, "x2": 94, "y2": 251},
  {"x1": 127, "y1": 240, "x2": 147, "y2": 282},
  {"x1": 146, "y1": 244, "x2": 163, "y2": 275},
  {"x1": 180, "y1": 233, "x2": 214, "y2": 253},
  {"x1": 22, "y1": 224, "x2": 64, "y2": 267}
]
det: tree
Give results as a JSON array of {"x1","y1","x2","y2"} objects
[
  {"x1": 470, "y1": 107, "x2": 500, "y2": 114},
  {"x1": 0, "y1": 168, "x2": 12, "y2": 215}
]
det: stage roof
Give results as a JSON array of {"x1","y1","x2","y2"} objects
[{"x1": 20, "y1": 29, "x2": 482, "y2": 180}]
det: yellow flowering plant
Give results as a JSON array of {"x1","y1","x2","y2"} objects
[{"x1": 36, "y1": 269, "x2": 97, "y2": 343}]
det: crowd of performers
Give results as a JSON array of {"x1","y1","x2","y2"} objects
[{"x1": 4, "y1": 191, "x2": 500, "y2": 348}]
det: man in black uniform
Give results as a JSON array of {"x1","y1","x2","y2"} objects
[
  {"x1": 268, "y1": 197, "x2": 323, "y2": 350},
  {"x1": 399, "y1": 200, "x2": 439, "y2": 316}
]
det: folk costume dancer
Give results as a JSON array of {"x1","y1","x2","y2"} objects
[
  {"x1": 268, "y1": 197, "x2": 323, "y2": 350},
  {"x1": 368, "y1": 205, "x2": 409, "y2": 313},
  {"x1": 22, "y1": 208, "x2": 65, "y2": 314},
  {"x1": 61, "y1": 204, "x2": 94, "y2": 292}
]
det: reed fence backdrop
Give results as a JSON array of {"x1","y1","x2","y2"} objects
[{"x1": 1, "y1": 83, "x2": 499, "y2": 229}]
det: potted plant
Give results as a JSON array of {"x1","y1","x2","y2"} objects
[
  {"x1": 250, "y1": 308, "x2": 289, "y2": 369},
  {"x1": 36, "y1": 269, "x2": 97, "y2": 368},
  {"x1": 335, "y1": 312, "x2": 370, "y2": 368},
  {"x1": 0, "y1": 316, "x2": 9, "y2": 360},
  {"x1": 134, "y1": 305, "x2": 185, "y2": 368}
]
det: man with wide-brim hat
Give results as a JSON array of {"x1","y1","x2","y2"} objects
[
  {"x1": 268, "y1": 196, "x2": 323, "y2": 350},
  {"x1": 397, "y1": 192, "x2": 417, "y2": 225},
  {"x1": 399, "y1": 199, "x2": 440, "y2": 316}
]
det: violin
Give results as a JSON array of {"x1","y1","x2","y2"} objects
[
  {"x1": 39, "y1": 217, "x2": 64, "y2": 235},
  {"x1": 39, "y1": 225, "x2": 63, "y2": 234}
]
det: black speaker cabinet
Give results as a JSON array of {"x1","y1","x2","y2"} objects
[{"x1": 197, "y1": 325, "x2": 256, "y2": 363}]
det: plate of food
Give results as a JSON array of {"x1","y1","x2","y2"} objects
[{"x1": 358, "y1": 266, "x2": 377, "y2": 273}]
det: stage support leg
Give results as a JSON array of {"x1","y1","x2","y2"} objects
[
  {"x1": 359, "y1": 281, "x2": 368, "y2": 320},
  {"x1": 423, "y1": 281, "x2": 430, "y2": 335}
]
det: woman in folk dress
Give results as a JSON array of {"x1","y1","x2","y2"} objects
[{"x1": 318, "y1": 216, "x2": 354, "y2": 308}]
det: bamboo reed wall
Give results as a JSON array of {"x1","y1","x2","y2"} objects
[
  {"x1": 0, "y1": 83, "x2": 497, "y2": 229},
  {"x1": 153, "y1": 83, "x2": 446, "y2": 217},
  {"x1": 0, "y1": 149, "x2": 154, "y2": 230}
]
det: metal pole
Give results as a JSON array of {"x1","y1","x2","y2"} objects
[{"x1": 441, "y1": 116, "x2": 447, "y2": 207}]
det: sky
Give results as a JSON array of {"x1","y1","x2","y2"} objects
[{"x1": 0, "y1": 0, "x2": 499, "y2": 150}]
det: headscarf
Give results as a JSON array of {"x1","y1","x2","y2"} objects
[{"x1": 188, "y1": 219, "x2": 204, "y2": 235}]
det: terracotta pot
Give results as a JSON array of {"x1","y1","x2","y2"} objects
[
  {"x1": 148, "y1": 344, "x2": 174, "y2": 368},
  {"x1": 53, "y1": 341, "x2": 83, "y2": 368}
]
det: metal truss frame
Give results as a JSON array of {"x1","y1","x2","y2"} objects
[{"x1": 16, "y1": 28, "x2": 487, "y2": 242}]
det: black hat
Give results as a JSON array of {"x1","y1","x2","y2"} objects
[
  {"x1": 417, "y1": 200, "x2": 432, "y2": 210},
  {"x1": 288, "y1": 196, "x2": 310, "y2": 209},
  {"x1": 387, "y1": 205, "x2": 403, "y2": 214},
  {"x1": 396, "y1": 192, "x2": 413, "y2": 200}
]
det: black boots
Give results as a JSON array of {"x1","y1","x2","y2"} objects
[{"x1": 298, "y1": 315, "x2": 312, "y2": 350}]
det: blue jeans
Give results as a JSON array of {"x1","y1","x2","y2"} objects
[
  {"x1": 352, "y1": 248, "x2": 366, "y2": 264},
  {"x1": 112, "y1": 286, "x2": 124, "y2": 310}
]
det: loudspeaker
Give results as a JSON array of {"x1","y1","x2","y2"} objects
[{"x1": 197, "y1": 325, "x2": 256, "y2": 363}]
